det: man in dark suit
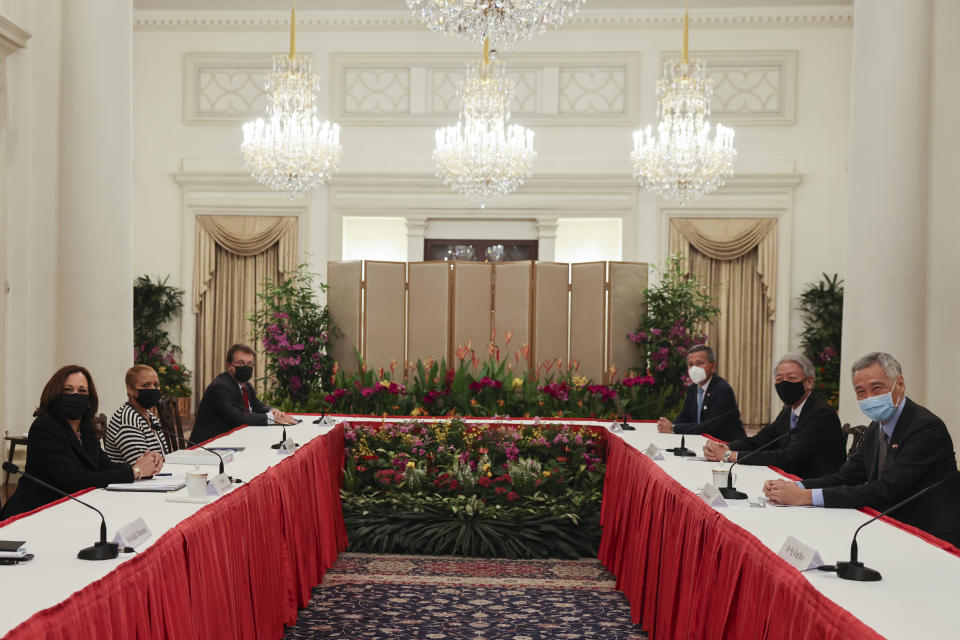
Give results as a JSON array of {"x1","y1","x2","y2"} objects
[
  {"x1": 704, "y1": 352, "x2": 845, "y2": 479},
  {"x1": 765, "y1": 352, "x2": 960, "y2": 547},
  {"x1": 191, "y1": 344, "x2": 296, "y2": 444},
  {"x1": 656, "y1": 345, "x2": 745, "y2": 442}
]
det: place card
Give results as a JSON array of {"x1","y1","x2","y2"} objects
[
  {"x1": 112, "y1": 517, "x2": 152, "y2": 549},
  {"x1": 697, "y1": 483, "x2": 728, "y2": 508},
  {"x1": 207, "y1": 473, "x2": 232, "y2": 496},
  {"x1": 278, "y1": 437, "x2": 297, "y2": 455},
  {"x1": 777, "y1": 535, "x2": 824, "y2": 571},
  {"x1": 643, "y1": 443, "x2": 666, "y2": 460},
  {"x1": 319, "y1": 415, "x2": 337, "y2": 426}
]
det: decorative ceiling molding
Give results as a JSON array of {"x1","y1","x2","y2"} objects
[
  {"x1": 134, "y1": 7, "x2": 852, "y2": 32},
  {"x1": 0, "y1": 15, "x2": 30, "y2": 57}
]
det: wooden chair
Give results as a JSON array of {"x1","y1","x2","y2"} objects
[
  {"x1": 156, "y1": 396, "x2": 185, "y2": 452},
  {"x1": 842, "y1": 423, "x2": 868, "y2": 458},
  {"x1": 4, "y1": 431, "x2": 28, "y2": 487}
]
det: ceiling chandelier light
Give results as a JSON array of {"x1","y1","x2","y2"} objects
[
  {"x1": 406, "y1": 0, "x2": 587, "y2": 49},
  {"x1": 241, "y1": 0, "x2": 341, "y2": 194},
  {"x1": 631, "y1": 4, "x2": 736, "y2": 203},
  {"x1": 434, "y1": 39, "x2": 536, "y2": 202}
]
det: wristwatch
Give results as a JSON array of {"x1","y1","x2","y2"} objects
[
  {"x1": 133, "y1": 466, "x2": 142, "y2": 480},
  {"x1": 722, "y1": 450, "x2": 732, "y2": 463}
]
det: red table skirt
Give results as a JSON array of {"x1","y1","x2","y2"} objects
[
  {"x1": 598, "y1": 434, "x2": 883, "y2": 640},
  {"x1": 2, "y1": 425, "x2": 348, "y2": 640}
]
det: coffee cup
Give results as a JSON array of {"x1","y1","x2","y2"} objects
[
  {"x1": 712, "y1": 466, "x2": 735, "y2": 488},
  {"x1": 186, "y1": 466, "x2": 208, "y2": 499}
]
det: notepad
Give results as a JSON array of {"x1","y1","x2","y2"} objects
[
  {"x1": 107, "y1": 475, "x2": 186, "y2": 492},
  {"x1": 0, "y1": 540, "x2": 27, "y2": 558}
]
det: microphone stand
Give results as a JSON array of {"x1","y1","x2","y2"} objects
[
  {"x1": 313, "y1": 410, "x2": 326, "y2": 425},
  {"x1": 831, "y1": 473, "x2": 957, "y2": 581},
  {"x1": 167, "y1": 430, "x2": 240, "y2": 483},
  {"x1": 719, "y1": 431, "x2": 792, "y2": 500},
  {"x1": 269, "y1": 422, "x2": 299, "y2": 450},
  {"x1": 667, "y1": 435, "x2": 696, "y2": 457},
  {"x1": 1, "y1": 462, "x2": 119, "y2": 561}
]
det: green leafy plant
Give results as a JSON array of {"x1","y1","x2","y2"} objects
[
  {"x1": 627, "y1": 254, "x2": 719, "y2": 416},
  {"x1": 133, "y1": 275, "x2": 191, "y2": 397},
  {"x1": 341, "y1": 419, "x2": 605, "y2": 558},
  {"x1": 797, "y1": 273, "x2": 844, "y2": 408},
  {"x1": 249, "y1": 265, "x2": 339, "y2": 409}
]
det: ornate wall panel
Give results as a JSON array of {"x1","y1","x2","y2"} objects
[
  {"x1": 183, "y1": 52, "x2": 277, "y2": 124},
  {"x1": 660, "y1": 50, "x2": 797, "y2": 125},
  {"x1": 332, "y1": 52, "x2": 641, "y2": 126}
]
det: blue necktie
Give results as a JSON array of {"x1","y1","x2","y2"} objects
[
  {"x1": 789, "y1": 412, "x2": 798, "y2": 430},
  {"x1": 697, "y1": 387, "x2": 705, "y2": 423}
]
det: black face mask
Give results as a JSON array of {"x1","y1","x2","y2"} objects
[
  {"x1": 134, "y1": 388, "x2": 162, "y2": 408},
  {"x1": 233, "y1": 365, "x2": 254, "y2": 383},
  {"x1": 775, "y1": 380, "x2": 807, "y2": 405},
  {"x1": 58, "y1": 393, "x2": 90, "y2": 420}
]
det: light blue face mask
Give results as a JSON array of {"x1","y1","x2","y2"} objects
[{"x1": 857, "y1": 391, "x2": 898, "y2": 423}]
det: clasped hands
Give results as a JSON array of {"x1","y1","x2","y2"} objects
[
  {"x1": 272, "y1": 410, "x2": 298, "y2": 425},
  {"x1": 133, "y1": 450, "x2": 164, "y2": 478}
]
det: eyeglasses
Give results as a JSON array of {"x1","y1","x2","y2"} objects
[{"x1": 231, "y1": 360, "x2": 255, "y2": 367}]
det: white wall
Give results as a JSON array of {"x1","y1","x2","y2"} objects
[
  {"x1": 1, "y1": 0, "x2": 62, "y2": 434},
  {"x1": 132, "y1": 7, "x2": 854, "y2": 394}
]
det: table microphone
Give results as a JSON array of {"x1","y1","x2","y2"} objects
[
  {"x1": 667, "y1": 435, "x2": 696, "y2": 457},
  {"x1": 268, "y1": 421, "x2": 300, "y2": 450},
  {"x1": 819, "y1": 470, "x2": 960, "y2": 582},
  {"x1": 1, "y1": 461, "x2": 119, "y2": 561},
  {"x1": 166, "y1": 430, "x2": 241, "y2": 483},
  {"x1": 719, "y1": 431, "x2": 791, "y2": 499}
]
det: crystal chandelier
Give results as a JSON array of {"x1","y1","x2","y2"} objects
[
  {"x1": 631, "y1": 6, "x2": 736, "y2": 202},
  {"x1": 434, "y1": 39, "x2": 536, "y2": 201},
  {"x1": 407, "y1": 0, "x2": 587, "y2": 49},
  {"x1": 241, "y1": 1, "x2": 341, "y2": 194}
]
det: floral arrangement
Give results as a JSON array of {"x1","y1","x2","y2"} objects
[
  {"x1": 628, "y1": 255, "x2": 718, "y2": 417},
  {"x1": 133, "y1": 275, "x2": 192, "y2": 397},
  {"x1": 341, "y1": 418, "x2": 606, "y2": 558},
  {"x1": 249, "y1": 265, "x2": 339, "y2": 409}
]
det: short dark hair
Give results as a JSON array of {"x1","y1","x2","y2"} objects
[
  {"x1": 226, "y1": 344, "x2": 256, "y2": 364},
  {"x1": 688, "y1": 345, "x2": 715, "y2": 363},
  {"x1": 35, "y1": 365, "x2": 99, "y2": 433}
]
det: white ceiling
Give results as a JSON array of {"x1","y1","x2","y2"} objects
[{"x1": 134, "y1": 0, "x2": 851, "y2": 11}]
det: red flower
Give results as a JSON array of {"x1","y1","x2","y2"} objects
[
  {"x1": 506, "y1": 491, "x2": 519, "y2": 502},
  {"x1": 556, "y1": 456, "x2": 570, "y2": 463},
  {"x1": 356, "y1": 466, "x2": 367, "y2": 472},
  {"x1": 478, "y1": 476, "x2": 492, "y2": 487},
  {"x1": 361, "y1": 454, "x2": 378, "y2": 460}
]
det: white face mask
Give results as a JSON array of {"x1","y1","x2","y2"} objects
[{"x1": 688, "y1": 365, "x2": 708, "y2": 385}]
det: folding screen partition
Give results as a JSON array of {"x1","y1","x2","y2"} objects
[{"x1": 328, "y1": 260, "x2": 648, "y2": 382}]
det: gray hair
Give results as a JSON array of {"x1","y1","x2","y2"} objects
[
  {"x1": 851, "y1": 352, "x2": 902, "y2": 383},
  {"x1": 688, "y1": 345, "x2": 715, "y2": 363},
  {"x1": 774, "y1": 352, "x2": 815, "y2": 380}
]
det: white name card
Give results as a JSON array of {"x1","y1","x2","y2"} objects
[
  {"x1": 112, "y1": 517, "x2": 152, "y2": 549},
  {"x1": 698, "y1": 483, "x2": 728, "y2": 508},
  {"x1": 278, "y1": 437, "x2": 297, "y2": 455},
  {"x1": 643, "y1": 443, "x2": 666, "y2": 460},
  {"x1": 207, "y1": 473, "x2": 232, "y2": 496},
  {"x1": 778, "y1": 535, "x2": 824, "y2": 571}
]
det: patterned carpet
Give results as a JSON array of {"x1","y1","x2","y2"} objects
[{"x1": 284, "y1": 553, "x2": 647, "y2": 640}]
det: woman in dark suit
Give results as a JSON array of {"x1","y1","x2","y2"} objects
[{"x1": 0, "y1": 365, "x2": 163, "y2": 520}]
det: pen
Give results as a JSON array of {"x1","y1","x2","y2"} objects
[{"x1": 155, "y1": 473, "x2": 172, "y2": 476}]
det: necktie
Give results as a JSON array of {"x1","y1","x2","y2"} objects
[
  {"x1": 789, "y1": 412, "x2": 798, "y2": 430},
  {"x1": 241, "y1": 385, "x2": 251, "y2": 413},
  {"x1": 697, "y1": 387, "x2": 705, "y2": 423},
  {"x1": 877, "y1": 427, "x2": 889, "y2": 478}
]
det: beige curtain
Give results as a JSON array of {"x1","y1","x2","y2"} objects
[
  {"x1": 194, "y1": 215, "x2": 299, "y2": 402},
  {"x1": 670, "y1": 218, "x2": 777, "y2": 429}
]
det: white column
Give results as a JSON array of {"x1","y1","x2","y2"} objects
[
  {"x1": 406, "y1": 216, "x2": 427, "y2": 262},
  {"x1": 536, "y1": 218, "x2": 558, "y2": 262},
  {"x1": 57, "y1": 1, "x2": 133, "y2": 414},
  {"x1": 924, "y1": 0, "x2": 960, "y2": 448},
  {"x1": 839, "y1": 1, "x2": 931, "y2": 423}
]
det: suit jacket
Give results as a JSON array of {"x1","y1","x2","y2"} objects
[
  {"x1": 0, "y1": 413, "x2": 134, "y2": 520},
  {"x1": 672, "y1": 375, "x2": 746, "y2": 442},
  {"x1": 727, "y1": 392, "x2": 844, "y2": 479},
  {"x1": 803, "y1": 398, "x2": 960, "y2": 546},
  {"x1": 192, "y1": 372, "x2": 271, "y2": 444}
]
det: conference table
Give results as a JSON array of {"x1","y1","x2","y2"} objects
[
  {"x1": 600, "y1": 424, "x2": 960, "y2": 640},
  {"x1": 0, "y1": 418, "x2": 347, "y2": 639},
  {"x1": 1, "y1": 416, "x2": 958, "y2": 639}
]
